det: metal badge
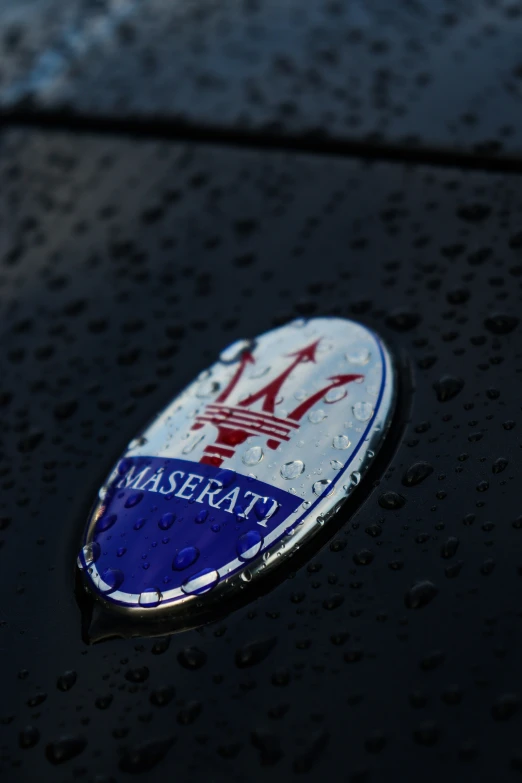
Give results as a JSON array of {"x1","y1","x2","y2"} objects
[{"x1": 77, "y1": 318, "x2": 396, "y2": 637}]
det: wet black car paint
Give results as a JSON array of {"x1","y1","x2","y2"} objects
[{"x1": 1, "y1": 2, "x2": 522, "y2": 781}]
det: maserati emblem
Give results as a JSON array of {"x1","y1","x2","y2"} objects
[{"x1": 77, "y1": 317, "x2": 396, "y2": 636}]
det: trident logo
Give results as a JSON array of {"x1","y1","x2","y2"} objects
[{"x1": 192, "y1": 340, "x2": 363, "y2": 466}]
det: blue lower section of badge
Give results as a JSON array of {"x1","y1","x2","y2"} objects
[{"x1": 83, "y1": 456, "x2": 302, "y2": 605}]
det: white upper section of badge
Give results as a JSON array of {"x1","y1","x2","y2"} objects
[{"x1": 126, "y1": 317, "x2": 395, "y2": 507}]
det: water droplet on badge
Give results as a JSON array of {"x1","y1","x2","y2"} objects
[
  {"x1": 346, "y1": 348, "x2": 371, "y2": 365},
  {"x1": 98, "y1": 568, "x2": 124, "y2": 594},
  {"x1": 237, "y1": 530, "x2": 263, "y2": 561},
  {"x1": 182, "y1": 433, "x2": 205, "y2": 454},
  {"x1": 125, "y1": 492, "x2": 143, "y2": 508},
  {"x1": 95, "y1": 513, "x2": 117, "y2": 533},
  {"x1": 313, "y1": 479, "x2": 333, "y2": 496},
  {"x1": 308, "y1": 409, "x2": 326, "y2": 423},
  {"x1": 158, "y1": 512, "x2": 175, "y2": 530},
  {"x1": 138, "y1": 588, "x2": 162, "y2": 607},
  {"x1": 249, "y1": 364, "x2": 270, "y2": 379},
  {"x1": 242, "y1": 446, "x2": 264, "y2": 466},
  {"x1": 215, "y1": 469, "x2": 236, "y2": 488},
  {"x1": 330, "y1": 459, "x2": 343, "y2": 471},
  {"x1": 333, "y1": 435, "x2": 350, "y2": 449},
  {"x1": 350, "y1": 471, "x2": 361, "y2": 486},
  {"x1": 220, "y1": 339, "x2": 255, "y2": 363},
  {"x1": 77, "y1": 542, "x2": 101, "y2": 570},
  {"x1": 172, "y1": 546, "x2": 200, "y2": 571},
  {"x1": 181, "y1": 568, "x2": 219, "y2": 596},
  {"x1": 133, "y1": 517, "x2": 146, "y2": 530},
  {"x1": 195, "y1": 509, "x2": 208, "y2": 524},
  {"x1": 196, "y1": 380, "x2": 220, "y2": 398},
  {"x1": 280, "y1": 460, "x2": 305, "y2": 480},
  {"x1": 353, "y1": 401, "x2": 373, "y2": 421},
  {"x1": 128, "y1": 436, "x2": 148, "y2": 450},
  {"x1": 325, "y1": 387, "x2": 347, "y2": 403}
]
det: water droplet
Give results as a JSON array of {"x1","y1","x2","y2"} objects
[
  {"x1": 353, "y1": 401, "x2": 373, "y2": 421},
  {"x1": 150, "y1": 685, "x2": 175, "y2": 707},
  {"x1": 133, "y1": 517, "x2": 146, "y2": 530},
  {"x1": 182, "y1": 433, "x2": 205, "y2": 454},
  {"x1": 127, "y1": 437, "x2": 147, "y2": 450},
  {"x1": 313, "y1": 479, "x2": 333, "y2": 496},
  {"x1": 242, "y1": 446, "x2": 264, "y2": 466},
  {"x1": 117, "y1": 458, "x2": 133, "y2": 475},
  {"x1": 98, "y1": 568, "x2": 124, "y2": 594},
  {"x1": 215, "y1": 469, "x2": 236, "y2": 488},
  {"x1": 19, "y1": 725, "x2": 40, "y2": 749},
  {"x1": 158, "y1": 512, "x2": 175, "y2": 530},
  {"x1": 350, "y1": 471, "x2": 361, "y2": 486},
  {"x1": 196, "y1": 380, "x2": 220, "y2": 398},
  {"x1": 353, "y1": 549, "x2": 374, "y2": 565},
  {"x1": 492, "y1": 457, "x2": 508, "y2": 474},
  {"x1": 220, "y1": 338, "x2": 255, "y2": 363},
  {"x1": 195, "y1": 508, "x2": 208, "y2": 524},
  {"x1": 280, "y1": 460, "x2": 304, "y2": 480},
  {"x1": 378, "y1": 491, "x2": 405, "y2": 510},
  {"x1": 177, "y1": 646, "x2": 207, "y2": 670},
  {"x1": 118, "y1": 737, "x2": 174, "y2": 774},
  {"x1": 56, "y1": 671, "x2": 77, "y2": 692},
  {"x1": 308, "y1": 409, "x2": 326, "y2": 423},
  {"x1": 249, "y1": 364, "x2": 270, "y2": 379},
  {"x1": 181, "y1": 568, "x2": 219, "y2": 595},
  {"x1": 125, "y1": 492, "x2": 144, "y2": 508},
  {"x1": 330, "y1": 459, "x2": 343, "y2": 470},
  {"x1": 440, "y1": 537, "x2": 460, "y2": 559},
  {"x1": 404, "y1": 580, "x2": 438, "y2": 609},
  {"x1": 325, "y1": 387, "x2": 347, "y2": 403},
  {"x1": 172, "y1": 546, "x2": 200, "y2": 571},
  {"x1": 95, "y1": 513, "x2": 117, "y2": 533},
  {"x1": 433, "y1": 375, "x2": 464, "y2": 402},
  {"x1": 333, "y1": 435, "x2": 350, "y2": 449},
  {"x1": 346, "y1": 347, "x2": 371, "y2": 365},
  {"x1": 254, "y1": 497, "x2": 279, "y2": 521},
  {"x1": 484, "y1": 314, "x2": 519, "y2": 335},
  {"x1": 237, "y1": 530, "x2": 263, "y2": 560},
  {"x1": 235, "y1": 637, "x2": 276, "y2": 668},
  {"x1": 45, "y1": 735, "x2": 87, "y2": 765},
  {"x1": 151, "y1": 638, "x2": 170, "y2": 655},
  {"x1": 402, "y1": 461, "x2": 434, "y2": 487},
  {"x1": 77, "y1": 542, "x2": 101, "y2": 570},
  {"x1": 138, "y1": 588, "x2": 162, "y2": 607},
  {"x1": 323, "y1": 593, "x2": 344, "y2": 610},
  {"x1": 117, "y1": 546, "x2": 127, "y2": 557},
  {"x1": 125, "y1": 666, "x2": 149, "y2": 683}
]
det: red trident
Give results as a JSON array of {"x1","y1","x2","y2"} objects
[{"x1": 193, "y1": 340, "x2": 363, "y2": 466}]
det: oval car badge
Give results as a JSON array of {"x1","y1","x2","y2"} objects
[{"x1": 77, "y1": 317, "x2": 396, "y2": 637}]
